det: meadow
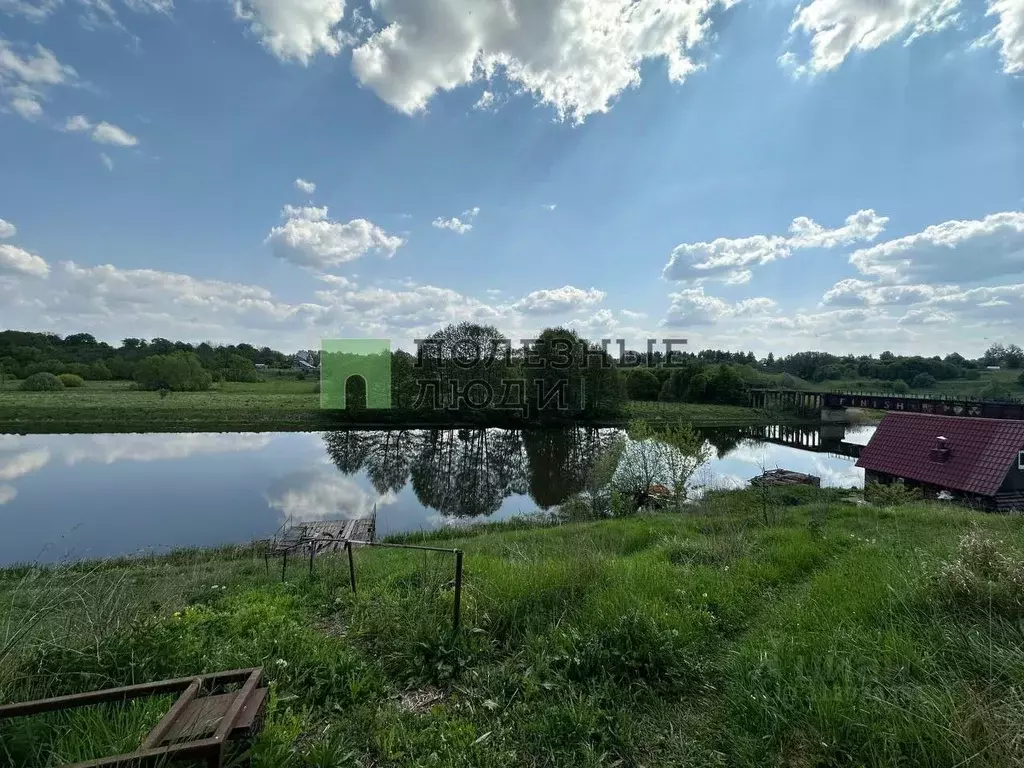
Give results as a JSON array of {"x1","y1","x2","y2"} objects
[
  {"x1": 808, "y1": 368, "x2": 1024, "y2": 399},
  {"x1": 2, "y1": 488, "x2": 1023, "y2": 767},
  {"x1": 0, "y1": 379, "x2": 795, "y2": 433}
]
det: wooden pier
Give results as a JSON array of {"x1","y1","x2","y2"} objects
[
  {"x1": 279, "y1": 517, "x2": 376, "y2": 552},
  {"x1": 261, "y1": 507, "x2": 378, "y2": 579}
]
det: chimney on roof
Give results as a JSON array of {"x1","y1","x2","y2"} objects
[{"x1": 930, "y1": 435, "x2": 951, "y2": 463}]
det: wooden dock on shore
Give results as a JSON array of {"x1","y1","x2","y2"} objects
[{"x1": 278, "y1": 515, "x2": 376, "y2": 552}]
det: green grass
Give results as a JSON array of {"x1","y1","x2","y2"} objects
[
  {"x1": 0, "y1": 380, "x2": 789, "y2": 433},
  {"x1": 3, "y1": 489, "x2": 1023, "y2": 767},
  {"x1": 625, "y1": 400, "x2": 810, "y2": 427},
  {"x1": 811, "y1": 369, "x2": 1024, "y2": 398}
]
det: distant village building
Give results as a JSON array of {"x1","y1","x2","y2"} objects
[
  {"x1": 987, "y1": 365, "x2": 1002, "y2": 371},
  {"x1": 856, "y1": 413, "x2": 1024, "y2": 512},
  {"x1": 293, "y1": 350, "x2": 319, "y2": 372}
]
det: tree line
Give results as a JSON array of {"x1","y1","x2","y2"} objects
[
  {"x1": 0, "y1": 331, "x2": 291, "y2": 388},
  {"x1": 3, "y1": 327, "x2": 1022, "y2": 402}
]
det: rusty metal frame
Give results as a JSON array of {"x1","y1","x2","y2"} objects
[
  {"x1": 0, "y1": 668, "x2": 266, "y2": 768},
  {"x1": 343, "y1": 540, "x2": 465, "y2": 633}
]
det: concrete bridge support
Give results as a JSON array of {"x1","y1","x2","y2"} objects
[{"x1": 821, "y1": 406, "x2": 850, "y2": 424}]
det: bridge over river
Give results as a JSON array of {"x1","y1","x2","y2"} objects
[
  {"x1": 737, "y1": 423, "x2": 864, "y2": 460},
  {"x1": 749, "y1": 389, "x2": 1024, "y2": 423}
]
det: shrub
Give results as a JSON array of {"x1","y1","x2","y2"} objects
[
  {"x1": 133, "y1": 352, "x2": 212, "y2": 392},
  {"x1": 57, "y1": 373, "x2": 84, "y2": 388},
  {"x1": 910, "y1": 372, "x2": 937, "y2": 389},
  {"x1": 891, "y1": 379, "x2": 910, "y2": 394},
  {"x1": 19, "y1": 372, "x2": 64, "y2": 391},
  {"x1": 1018, "y1": 371, "x2": 1024, "y2": 389},
  {"x1": 933, "y1": 531, "x2": 1024, "y2": 618},
  {"x1": 864, "y1": 481, "x2": 922, "y2": 507}
]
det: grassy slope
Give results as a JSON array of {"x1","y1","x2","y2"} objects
[
  {"x1": 0, "y1": 380, "x2": 791, "y2": 433},
  {"x1": 3, "y1": 490, "x2": 1023, "y2": 767}
]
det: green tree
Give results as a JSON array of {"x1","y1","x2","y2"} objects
[
  {"x1": 911, "y1": 372, "x2": 937, "y2": 389},
  {"x1": 419, "y1": 322, "x2": 511, "y2": 412},
  {"x1": 659, "y1": 363, "x2": 699, "y2": 402},
  {"x1": 581, "y1": 435, "x2": 627, "y2": 519},
  {"x1": 390, "y1": 350, "x2": 420, "y2": 410},
  {"x1": 612, "y1": 420, "x2": 664, "y2": 513},
  {"x1": 88, "y1": 361, "x2": 111, "y2": 380},
  {"x1": 982, "y1": 343, "x2": 1007, "y2": 367},
  {"x1": 625, "y1": 369, "x2": 661, "y2": 401},
  {"x1": 891, "y1": 379, "x2": 910, "y2": 394},
  {"x1": 524, "y1": 328, "x2": 625, "y2": 420},
  {"x1": 656, "y1": 422, "x2": 711, "y2": 512},
  {"x1": 708, "y1": 365, "x2": 745, "y2": 405},
  {"x1": 222, "y1": 353, "x2": 259, "y2": 382},
  {"x1": 1004, "y1": 344, "x2": 1024, "y2": 369},
  {"x1": 1017, "y1": 371, "x2": 1024, "y2": 389},
  {"x1": 133, "y1": 352, "x2": 212, "y2": 392}
]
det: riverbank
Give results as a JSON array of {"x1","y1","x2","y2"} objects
[
  {"x1": 0, "y1": 381, "x2": 808, "y2": 433},
  {"x1": 3, "y1": 488, "x2": 1022, "y2": 767}
]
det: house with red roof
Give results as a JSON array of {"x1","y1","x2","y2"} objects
[{"x1": 856, "y1": 412, "x2": 1024, "y2": 512}]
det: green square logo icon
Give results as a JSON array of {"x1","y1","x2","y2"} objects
[{"x1": 321, "y1": 339, "x2": 392, "y2": 410}]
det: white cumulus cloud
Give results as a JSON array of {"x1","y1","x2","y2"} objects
[
  {"x1": 350, "y1": 0, "x2": 738, "y2": 123},
  {"x1": 512, "y1": 286, "x2": 606, "y2": 315},
  {"x1": 63, "y1": 115, "x2": 139, "y2": 147},
  {"x1": 784, "y1": 0, "x2": 962, "y2": 75},
  {"x1": 663, "y1": 287, "x2": 776, "y2": 326},
  {"x1": 985, "y1": 0, "x2": 1024, "y2": 74},
  {"x1": 266, "y1": 204, "x2": 405, "y2": 271},
  {"x1": 664, "y1": 209, "x2": 887, "y2": 284},
  {"x1": 10, "y1": 95, "x2": 42, "y2": 120},
  {"x1": 431, "y1": 206, "x2": 479, "y2": 235},
  {"x1": 0, "y1": 40, "x2": 77, "y2": 121},
  {"x1": 848, "y1": 211, "x2": 1024, "y2": 284},
  {"x1": 233, "y1": 0, "x2": 348, "y2": 64},
  {"x1": 0, "y1": 218, "x2": 15, "y2": 239},
  {"x1": 295, "y1": 177, "x2": 317, "y2": 194},
  {"x1": 0, "y1": 243, "x2": 49, "y2": 278},
  {"x1": 91, "y1": 121, "x2": 138, "y2": 146}
]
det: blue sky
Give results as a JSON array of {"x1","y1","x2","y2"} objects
[{"x1": 0, "y1": 0, "x2": 1022, "y2": 356}]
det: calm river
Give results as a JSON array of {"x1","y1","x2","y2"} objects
[{"x1": 0, "y1": 425, "x2": 875, "y2": 565}]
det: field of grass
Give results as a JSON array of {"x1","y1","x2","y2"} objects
[
  {"x1": 810, "y1": 369, "x2": 1024, "y2": 398},
  {"x1": 0, "y1": 380, "x2": 790, "y2": 433},
  {"x1": 625, "y1": 400, "x2": 808, "y2": 427},
  {"x1": 3, "y1": 488, "x2": 1023, "y2": 767}
]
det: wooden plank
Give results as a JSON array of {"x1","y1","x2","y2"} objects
[
  {"x1": 161, "y1": 688, "x2": 267, "y2": 744},
  {"x1": 140, "y1": 678, "x2": 201, "y2": 749}
]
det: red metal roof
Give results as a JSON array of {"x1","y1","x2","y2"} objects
[{"x1": 856, "y1": 413, "x2": 1024, "y2": 496}]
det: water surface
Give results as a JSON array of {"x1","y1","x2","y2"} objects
[{"x1": 0, "y1": 425, "x2": 874, "y2": 565}]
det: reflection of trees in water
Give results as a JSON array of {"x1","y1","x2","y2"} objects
[
  {"x1": 698, "y1": 428, "x2": 746, "y2": 460},
  {"x1": 322, "y1": 430, "x2": 374, "y2": 474},
  {"x1": 411, "y1": 430, "x2": 527, "y2": 517},
  {"x1": 523, "y1": 428, "x2": 620, "y2": 509},
  {"x1": 322, "y1": 428, "x2": 620, "y2": 518}
]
